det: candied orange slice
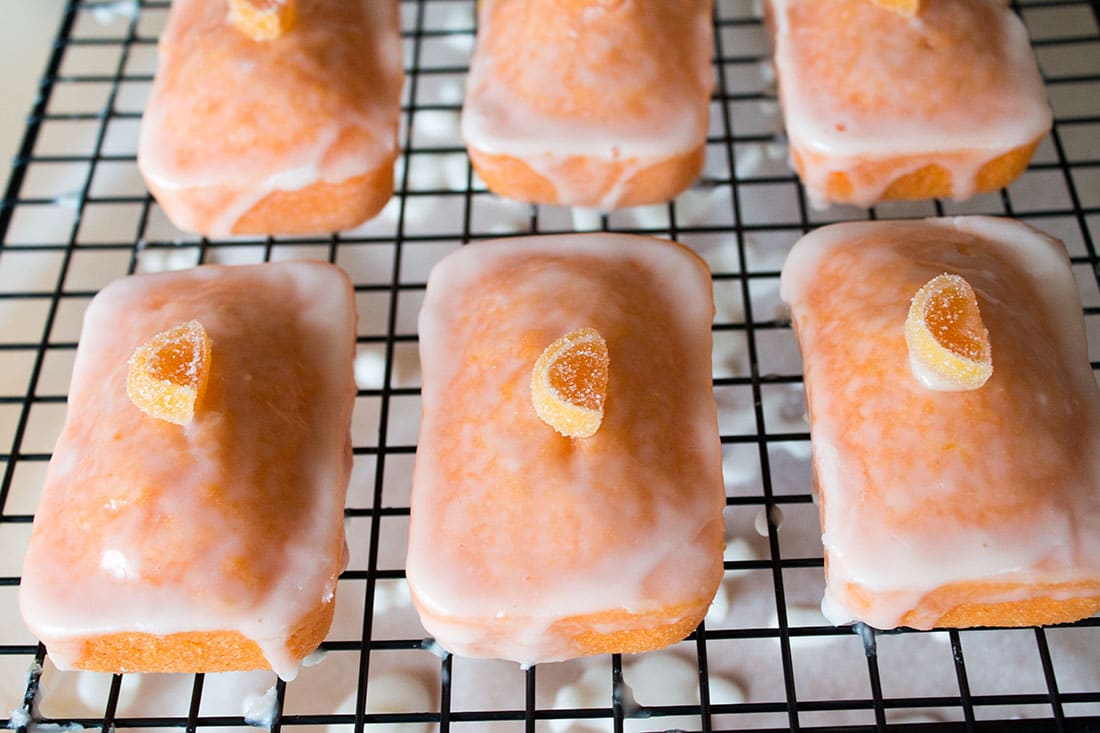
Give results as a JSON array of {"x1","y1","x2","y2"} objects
[
  {"x1": 868, "y1": 0, "x2": 921, "y2": 17},
  {"x1": 531, "y1": 327, "x2": 609, "y2": 438},
  {"x1": 904, "y1": 273, "x2": 992, "y2": 391},
  {"x1": 127, "y1": 320, "x2": 212, "y2": 426},
  {"x1": 228, "y1": 0, "x2": 295, "y2": 41}
]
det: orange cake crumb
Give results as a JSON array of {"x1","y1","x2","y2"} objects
[
  {"x1": 228, "y1": 0, "x2": 295, "y2": 41},
  {"x1": 126, "y1": 320, "x2": 211, "y2": 425},
  {"x1": 531, "y1": 327, "x2": 609, "y2": 438},
  {"x1": 905, "y1": 273, "x2": 992, "y2": 391}
]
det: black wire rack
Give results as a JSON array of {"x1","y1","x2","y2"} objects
[{"x1": 1, "y1": 0, "x2": 1099, "y2": 731}]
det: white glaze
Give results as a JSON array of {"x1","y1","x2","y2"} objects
[
  {"x1": 780, "y1": 217, "x2": 1100, "y2": 629},
  {"x1": 908, "y1": 352, "x2": 982, "y2": 392},
  {"x1": 19, "y1": 262, "x2": 357, "y2": 680},
  {"x1": 91, "y1": 0, "x2": 138, "y2": 25},
  {"x1": 138, "y1": 0, "x2": 403, "y2": 236},
  {"x1": 770, "y1": 0, "x2": 1052, "y2": 208},
  {"x1": 242, "y1": 685, "x2": 279, "y2": 729},
  {"x1": 406, "y1": 234, "x2": 725, "y2": 665},
  {"x1": 706, "y1": 581, "x2": 731, "y2": 624},
  {"x1": 461, "y1": 1, "x2": 713, "y2": 209}
]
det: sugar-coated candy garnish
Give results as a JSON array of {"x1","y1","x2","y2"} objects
[
  {"x1": 127, "y1": 320, "x2": 212, "y2": 426},
  {"x1": 868, "y1": 0, "x2": 921, "y2": 17},
  {"x1": 904, "y1": 273, "x2": 992, "y2": 391},
  {"x1": 228, "y1": 0, "x2": 295, "y2": 41},
  {"x1": 531, "y1": 327, "x2": 609, "y2": 438}
]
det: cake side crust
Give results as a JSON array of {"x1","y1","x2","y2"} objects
[
  {"x1": 466, "y1": 145, "x2": 706, "y2": 209},
  {"x1": 147, "y1": 163, "x2": 394, "y2": 237},
  {"x1": 69, "y1": 596, "x2": 336, "y2": 674},
  {"x1": 790, "y1": 139, "x2": 1041, "y2": 206}
]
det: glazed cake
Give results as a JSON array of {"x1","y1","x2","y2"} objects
[
  {"x1": 138, "y1": 0, "x2": 404, "y2": 236},
  {"x1": 462, "y1": 0, "x2": 714, "y2": 210},
  {"x1": 780, "y1": 217, "x2": 1100, "y2": 629},
  {"x1": 19, "y1": 261, "x2": 357, "y2": 679},
  {"x1": 406, "y1": 233, "x2": 726, "y2": 665},
  {"x1": 768, "y1": 0, "x2": 1052, "y2": 208}
]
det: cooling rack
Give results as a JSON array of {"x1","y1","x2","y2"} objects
[{"x1": 1, "y1": 0, "x2": 1099, "y2": 731}]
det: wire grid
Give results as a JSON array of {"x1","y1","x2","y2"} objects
[{"x1": 0, "y1": 0, "x2": 1099, "y2": 731}]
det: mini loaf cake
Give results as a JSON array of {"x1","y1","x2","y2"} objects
[
  {"x1": 780, "y1": 217, "x2": 1100, "y2": 629},
  {"x1": 406, "y1": 234, "x2": 726, "y2": 665},
  {"x1": 462, "y1": 0, "x2": 714, "y2": 210},
  {"x1": 19, "y1": 261, "x2": 357, "y2": 679},
  {"x1": 767, "y1": 0, "x2": 1052, "y2": 208},
  {"x1": 138, "y1": 0, "x2": 404, "y2": 236}
]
